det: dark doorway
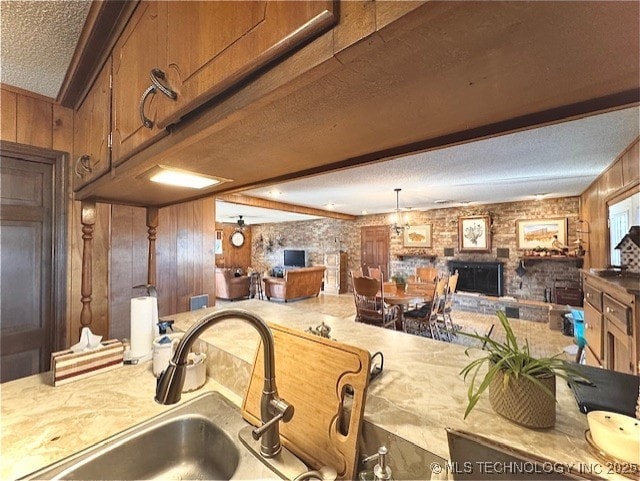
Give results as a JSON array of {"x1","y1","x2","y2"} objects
[
  {"x1": 360, "y1": 226, "x2": 390, "y2": 279},
  {"x1": 1, "y1": 143, "x2": 67, "y2": 382}
]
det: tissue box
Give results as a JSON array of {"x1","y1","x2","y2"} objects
[{"x1": 51, "y1": 339, "x2": 124, "y2": 386}]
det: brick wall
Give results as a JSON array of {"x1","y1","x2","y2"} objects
[{"x1": 250, "y1": 197, "x2": 581, "y2": 303}]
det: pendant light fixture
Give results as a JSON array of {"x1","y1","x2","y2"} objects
[{"x1": 390, "y1": 188, "x2": 410, "y2": 235}]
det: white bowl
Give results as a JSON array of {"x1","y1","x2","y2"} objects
[
  {"x1": 587, "y1": 410, "x2": 640, "y2": 464},
  {"x1": 182, "y1": 352, "x2": 207, "y2": 393}
]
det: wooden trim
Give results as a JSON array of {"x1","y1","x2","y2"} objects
[
  {"x1": 80, "y1": 200, "x2": 96, "y2": 335},
  {"x1": 606, "y1": 180, "x2": 640, "y2": 207},
  {"x1": 146, "y1": 206, "x2": 158, "y2": 287},
  {"x1": 216, "y1": 193, "x2": 356, "y2": 221},
  {"x1": 0, "y1": 83, "x2": 55, "y2": 103},
  {"x1": 0, "y1": 140, "x2": 68, "y2": 352},
  {"x1": 57, "y1": 0, "x2": 139, "y2": 109}
]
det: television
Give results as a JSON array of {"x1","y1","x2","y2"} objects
[{"x1": 284, "y1": 249, "x2": 305, "y2": 267}]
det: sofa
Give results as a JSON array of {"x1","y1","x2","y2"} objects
[
  {"x1": 263, "y1": 266, "x2": 326, "y2": 302},
  {"x1": 215, "y1": 268, "x2": 250, "y2": 301}
]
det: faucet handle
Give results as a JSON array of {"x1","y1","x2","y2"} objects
[
  {"x1": 362, "y1": 446, "x2": 392, "y2": 481},
  {"x1": 252, "y1": 397, "x2": 294, "y2": 440}
]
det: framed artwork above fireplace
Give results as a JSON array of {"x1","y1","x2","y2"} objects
[
  {"x1": 404, "y1": 224, "x2": 432, "y2": 247},
  {"x1": 516, "y1": 218, "x2": 567, "y2": 249},
  {"x1": 458, "y1": 215, "x2": 491, "y2": 252}
]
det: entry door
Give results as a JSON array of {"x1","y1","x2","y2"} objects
[
  {"x1": 360, "y1": 226, "x2": 390, "y2": 279},
  {"x1": 0, "y1": 155, "x2": 54, "y2": 382}
]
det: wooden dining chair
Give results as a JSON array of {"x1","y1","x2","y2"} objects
[
  {"x1": 416, "y1": 266, "x2": 438, "y2": 283},
  {"x1": 351, "y1": 273, "x2": 398, "y2": 330},
  {"x1": 366, "y1": 266, "x2": 384, "y2": 283},
  {"x1": 404, "y1": 275, "x2": 448, "y2": 339},
  {"x1": 438, "y1": 270, "x2": 460, "y2": 341}
]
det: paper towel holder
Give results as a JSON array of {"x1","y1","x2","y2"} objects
[{"x1": 133, "y1": 284, "x2": 157, "y2": 297}]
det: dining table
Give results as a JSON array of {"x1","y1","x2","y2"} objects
[{"x1": 381, "y1": 282, "x2": 432, "y2": 331}]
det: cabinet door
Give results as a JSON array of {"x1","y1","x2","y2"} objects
[
  {"x1": 584, "y1": 302, "x2": 603, "y2": 360},
  {"x1": 157, "y1": 1, "x2": 336, "y2": 128},
  {"x1": 73, "y1": 59, "x2": 111, "y2": 191},
  {"x1": 111, "y1": 1, "x2": 167, "y2": 165},
  {"x1": 605, "y1": 321, "x2": 634, "y2": 374}
]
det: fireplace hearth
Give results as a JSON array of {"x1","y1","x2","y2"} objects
[{"x1": 448, "y1": 260, "x2": 504, "y2": 297}]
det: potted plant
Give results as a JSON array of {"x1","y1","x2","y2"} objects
[
  {"x1": 391, "y1": 272, "x2": 407, "y2": 292},
  {"x1": 459, "y1": 311, "x2": 580, "y2": 428}
]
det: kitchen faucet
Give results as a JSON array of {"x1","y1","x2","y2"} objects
[{"x1": 155, "y1": 308, "x2": 294, "y2": 458}]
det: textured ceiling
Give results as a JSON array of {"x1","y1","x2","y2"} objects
[
  {"x1": 223, "y1": 106, "x2": 639, "y2": 224},
  {"x1": 0, "y1": 0, "x2": 91, "y2": 98}
]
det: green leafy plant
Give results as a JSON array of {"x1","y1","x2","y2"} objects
[
  {"x1": 459, "y1": 311, "x2": 581, "y2": 419},
  {"x1": 391, "y1": 272, "x2": 407, "y2": 284}
]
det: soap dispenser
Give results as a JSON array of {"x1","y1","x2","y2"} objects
[{"x1": 359, "y1": 446, "x2": 392, "y2": 481}]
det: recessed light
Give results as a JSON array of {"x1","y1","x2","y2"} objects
[
  {"x1": 325, "y1": 203, "x2": 335, "y2": 209},
  {"x1": 534, "y1": 193, "x2": 546, "y2": 201},
  {"x1": 269, "y1": 190, "x2": 282, "y2": 197},
  {"x1": 145, "y1": 166, "x2": 229, "y2": 189},
  {"x1": 361, "y1": 210, "x2": 368, "y2": 215}
]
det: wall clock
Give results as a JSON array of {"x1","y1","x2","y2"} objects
[{"x1": 230, "y1": 230, "x2": 245, "y2": 248}]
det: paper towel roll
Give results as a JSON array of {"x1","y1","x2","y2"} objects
[{"x1": 130, "y1": 296, "x2": 155, "y2": 358}]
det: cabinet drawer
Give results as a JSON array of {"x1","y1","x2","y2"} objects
[
  {"x1": 603, "y1": 294, "x2": 632, "y2": 335},
  {"x1": 583, "y1": 283, "x2": 602, "y2": 311},
  {"x1": 584, "y1": 302, "x2": 603, "y2": 360}
]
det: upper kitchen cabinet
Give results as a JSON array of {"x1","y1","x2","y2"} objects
[
  {"x1": 73, "y1": 58, "x2": 112, "y2": 191},
  {"x1": 111, "y1": 1, "x2": 166, "y2": 165},
  {"x1": 111, "y1": 1, "x2": 336, "y2": 165},
  {"x1": 156, "y1": 1, "x2": 336, "y2": 129}
]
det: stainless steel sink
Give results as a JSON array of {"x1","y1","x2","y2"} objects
[{"x1": 23, "y1": 392, "x2": 281, "y2": 480}]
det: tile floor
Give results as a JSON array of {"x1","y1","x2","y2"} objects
[{"x1": 219, "y1": 292, "x2": 576, "y2": 360}]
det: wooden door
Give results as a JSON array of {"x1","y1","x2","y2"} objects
[
  {"x1": 361, "y1": 226, "x2": 389, "y2": 279},
  {"x1": 157, "y1": 0, "x2": 336, "y2": 128},
  {"x1": 0, "y1": 156, "x2": 54, "y2": 381},
  {"x1": 73, "y1": 58, "x2": 112, "y2": 190},
  {"x1": 111, "y1": 1, "x2": 167, "y2": 165}
]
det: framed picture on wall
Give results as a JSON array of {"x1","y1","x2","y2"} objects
[
  {"x1": 458, "y1": 215, "x2": 491, "y2": 252},
  {"x1": 403, "y1": 224, "x2": 432, "y2": 247},
  {"x1": 516, "y1": 218, "x2": 567, "y2": 249}
]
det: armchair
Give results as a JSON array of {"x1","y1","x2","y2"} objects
[{"x1": 215, "y1": 268, "x2": 250, "y2": 301}]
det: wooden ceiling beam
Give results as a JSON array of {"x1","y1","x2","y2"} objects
[{"x1": 216, "y1": 193, "x2": 356, "y2": 221}]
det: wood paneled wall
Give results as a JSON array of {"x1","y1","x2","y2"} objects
[
  {"x1": 0, "y1": 85, "x2": 73, "y2": 151},
  {"x1": 108, "y1": 205, "x2": 149, "y2": 340},
  {"x1": 580, "y1": 137, "x2": 640, "y2": 269},
  {"x1": 2, "y1": 86, "x2": 217, "y2": 345},
  {"x1": 157, "y1": 198, "x2": 217, "y2": 317},
  {"x1": 214, "y1": 223, "x2": 252, "y2": 270}
]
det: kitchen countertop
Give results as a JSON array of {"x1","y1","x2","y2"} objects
[
  {"x1": 1, "y1": 300, "x2": 629, "y2": 480},
  {"x1": 583, "y1": 268, "x2": 640, "y2": 296}
]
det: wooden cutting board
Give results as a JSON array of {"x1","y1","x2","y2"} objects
[{"x1": 241, "y1": 323, "x2": 371, "y2": 480}]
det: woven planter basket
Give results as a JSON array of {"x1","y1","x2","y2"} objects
[{"x1": 489, "y1": 370, "x2": 556, "y2": 428}]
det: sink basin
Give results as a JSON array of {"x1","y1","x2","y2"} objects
[{"x1": 23, "y1": 392, "x2": 280, "y2": 480}]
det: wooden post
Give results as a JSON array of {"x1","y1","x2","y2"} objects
[
  {"x1": 147, "y1": 206, "x2": 158, "y2": 287},
  {"x1": 80, "y1": 200, "x2": 96, "y2": 335}
]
